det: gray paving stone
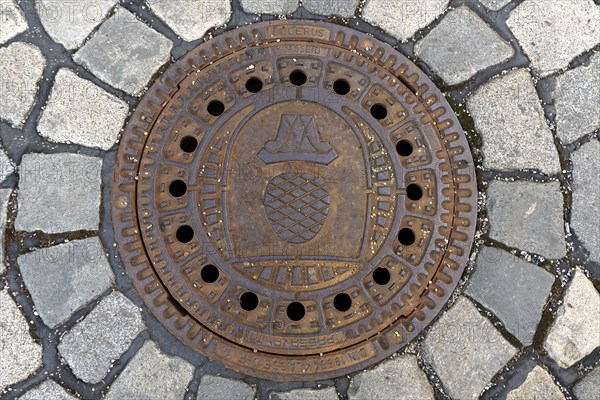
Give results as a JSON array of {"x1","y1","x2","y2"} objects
[
  {"x1": 105, "y1": 341, "x2": 194, "y2": 400},
  {"x1": 197, "y1": 375, "x2": 255, "y2": 400},
  {"x1": 554, "y1": 54, "x2": 600, "y2": 143},
  {"x1": 0, "y1": 289, "x2": 43, "y2": 391},
  {"x1": 506, "y1": 0, "x2": 600, "y2": 76},
  {"x1": 37, "y1": 69, "x2": 128, "y2": 150},
  {"x1": 147, "y1": 0, "x2": 231, "y2": 42},
  {"x1": 270, "y1": 387, "x2": 338, "y2": 400},
  {"x1": 414, "y1": 6, "x2": 514, "y2": 85},
  {"x1": 0, "y1": 146, "x2": 15, "y2": 183},
  {"x1": 486, "y1": 181, "x2": 566, "y2": 259},
  {"x1": 506, "y1": 366, "x2": 564, "y2": 400},
  {"x1": 0, "y1": 0, "x2": 28, "y2": 44},
  {"x1": 0, "y1": 42, "x2": 46, "y2": 128},
  {"x1": 58, "y1": 291, "x2": 145, "y2": 384},
  {"x1": 479, "y1": 0, "x2": 512, "y2": 11},
  {"x1": 0, "y1": 188, "x2": 12, "y2": 275},
  {"x1": 362, "y1": 0, "x2": 449, "y2": 42},
  {"x1": 15, "y1": 153, "x2": 103, "y2": 233},
  {"x1": 544, "y1": 269, "x2": 600, "y2": 368},
  {"x1": 465, "y1": 246, "x2": 554, "y2": 345},
  {"x1": 348, "y1": 354, "x2": 434, "y2": 400},
  {"x1": 574, "y1": 365, "x2": 600, "y2": 400},
  {"x1": 18, "y1": 380, "x2": 76, "y2": 400},
  {"x1": 571, "y1": 140, "x2": 600, "y2": 263},
  {"x1": 467, "y1": 69, "x2": 561, "y2": 174},
  {"x1": 304, "y1": 0, "x2": 358, "y2": 17},
  {"x1": 35, "y1": 0, "x2": 116, "y2": 50},
  {"x1": 17, "y1": 237, "x2": 115, "y2": 328},
  {"x1": 240, "y1": 0, "x2": 298, "y2": 15},
  {"x1": 74, "y1": 7, "x2": 173, "y2": 95},
  {"x1": 421, "y1": 296, "x2": 517, "y2": 400}
]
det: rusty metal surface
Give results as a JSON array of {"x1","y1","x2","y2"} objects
[{"x1": 111, "y1": 20, "x2": 477, "y2": 382}]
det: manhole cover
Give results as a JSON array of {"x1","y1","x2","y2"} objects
[{"x1": 111, "y1": 20, "x2": 477, "y2": 381}]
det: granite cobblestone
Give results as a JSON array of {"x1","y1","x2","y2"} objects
[
  {"x1": 506, "y1": 0, "x2": 600, "y2": 76},
  {"x1": 0, "y1": 289, "x2": 43, "y2": 391},
  {"x1": 35, "y1": 0, "x2": 117, "y2": 50},
  {"x1": 58, "y1": 291, "x2": 145, "y2": 383},
  {"x1": 0, "y1": 42, "x2": 46, "y2": 128},
  {"x1": 0, "y1": 0, "x2": 28, "y2": 44},
  {"x1": 415, "y1": 6, "x2": 514, "y2": 85},
  {"x1": 17, "y1": 237, "x2": 115, "y2": 328},
  {"x1": 362, "y1": 0, "x2": 449, "y2": 42},
  {"x1": 147, "y1": 0, "x2": 231, "y2": 41},
  {"x1": 73, "y1": 7, "x2": 173, "y2": 96}
]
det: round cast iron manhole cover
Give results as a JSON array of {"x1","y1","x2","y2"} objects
[{"x1": 111, "y1": 20, "x2": 477, "y2": 381}]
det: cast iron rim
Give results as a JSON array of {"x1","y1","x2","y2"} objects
[{"x1": 111, "y1": 20, "x2": 477, "y2": 381}]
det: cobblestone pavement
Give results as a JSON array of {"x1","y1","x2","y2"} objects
[{"x1": 0, "y1": 0, "x2": 599, "y2": 399}]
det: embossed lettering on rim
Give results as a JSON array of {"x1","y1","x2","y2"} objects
[{"x1": 111, "y1": 20, "x2": 477, "y2": 381}]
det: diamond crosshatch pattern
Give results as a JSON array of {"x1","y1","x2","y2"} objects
[{"x1": 264, "y1": 172, "x2": 331, "y2": 244}]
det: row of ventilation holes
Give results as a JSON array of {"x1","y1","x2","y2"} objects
[
  {"x1": 165, "y1": 70, "x2": 425, "y2": 321},
  {"x1": 197, "y1": 264, "x2": 392, "y2": 321}
]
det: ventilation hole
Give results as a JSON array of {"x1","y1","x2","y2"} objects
[
  {"x1": 370, "y1": 103, "x2": 388, "y2": 120},
  {"x1": 245, "y1": 77, "x2": 263, "y2": 93},
  {"x1": 373, "y1": 267, "x2": 391, "y2": 285},
  {"x1": 406, "y1": 184, "x2": 423, "y2": 201},
  {"x1": 289, "y1": 70, "x2": 307, "y2": 86},
  {"x1": 201, "y1": 264, "x2": 219, "y2": 283},
  {"x1": 333, "y1": 293, "x2": 352, "y2": 312},
  {"x1": 333, "y1": 79, "x2": 351, "y2": 95},
  {"x1": 180, "y1": 136, "x2": 198, "y2": 153},
  {"x1": 240, "y1": 292, "x2": 259, "y2": 311},
  {"x1": 398, "y1": 228, "x2": 416, "y2": 246},
  {"x1": 396, "y1": 140, "x2": 413, "y2": 157},
  {"x1": 207, "y1": 100, "x2": 225, "y2": 116},
  {"x1": 286, "y1": 302, "x2": 306, "y2": 321},
  {"x1": 169, "y1": 180, "x2": 187, "y2": 197},
  {"x1": 176, "y1": 225, "x2": 194, "y2": 243}
]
